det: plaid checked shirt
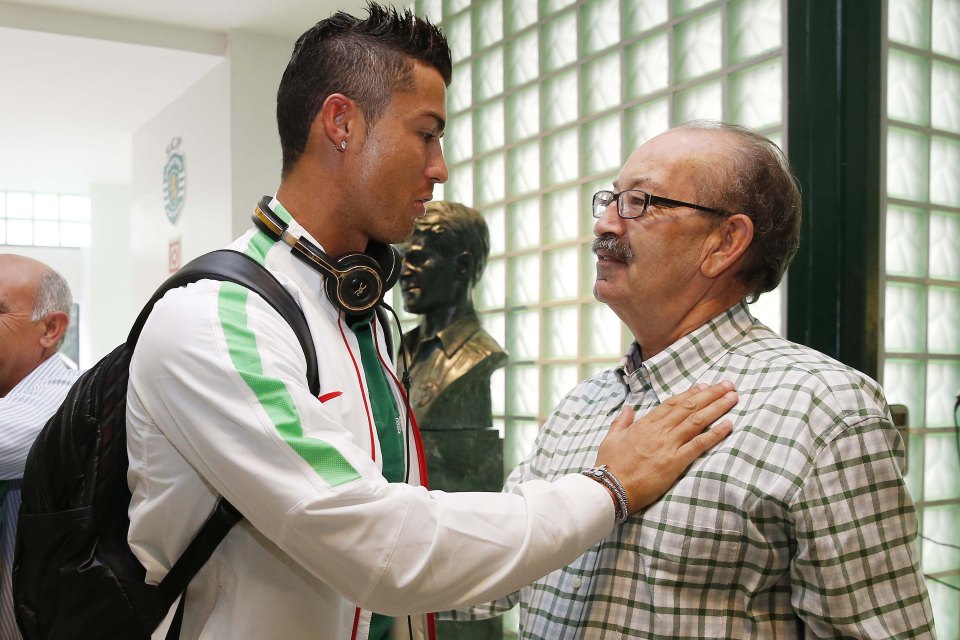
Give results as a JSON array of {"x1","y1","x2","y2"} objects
[{"x1": 451, "y1": 302, "x2": 935, "y2": 639}]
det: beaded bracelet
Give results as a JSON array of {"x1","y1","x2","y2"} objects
[{"x1": 581, "y1": 464, "x2": 630, "y2": 524}]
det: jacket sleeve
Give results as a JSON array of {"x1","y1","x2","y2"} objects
[{"x1": 128, "y1": 281, "x2": 615, "y2": 615}]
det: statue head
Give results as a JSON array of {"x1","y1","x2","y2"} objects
[{"x1": 399, "y1": 200, "x2": 490, "y2": 315}]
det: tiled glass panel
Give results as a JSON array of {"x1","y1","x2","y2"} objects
[
  {"x1": 445, "y1": 0, "x2": 471, "y2": 14},
  {"x1": 627, "y1": 98, "x2": 671, "y2": 149},
  {"x1": 506, "y1": 365, "x2": 539, "y2": 415},
  {"x1": 887, "y1": 127, "x2": 929, "y2": 201},
  {"x1": 446, "y1": 11, "x2": 472, "y2": 64},
  {"x1": 729, "y1": 60, "x2": 782, "y2": 129},
  {"x1": 507, "y1": 253, "x2": 540, "y2": 305},
  {"x1": 923, "y1": 504, "x2": 960, "y2": 573},
  {"x1": 33, "y1": 221, "x2": 58, "y2": 246},
  {"x1": 929, "y1": 211, "x2": 960, "y2": 280},
  {"x1": 544, "y1": 247, "x2": 579, "y2": 300},
  {"x1": 446, "y1": 113, "x2": 473, "y2": 163},
  {"x1": 489, "y1": 365, "x2": 505, "y2": 414},
  {"x1": 542, "y1": 363, "x2": 579, "y2": 414},
  {"x1": 503, "y1": 419, "x2": 538, "y2": 469},
  {"x1": 507, "y1": 31, "x2": 539, "y2": 87},
  {"x1": 508, "y1": 309, "x2": 540, "y2": 360},
  {"x1": 505, "y1": 0, "x2": 537, "y2": 33},
  {"x1": 544, "y1": 128, "x2": 579, "y2": 185},
  {"x1": 931, "y1": 61, "x2": 960, "y2": 133},
  {"x1": 545, "y1": 306, "x2": 579, "y2": 358},
  {"x1": 932, "y1": 0, "x2": 960, "y2": 56},
  {"x1": 476, "y1": 257, "x2": 505, "y2": 309},
  {"x1": 580, "y1": 0, "x2": 619, "y2": 55},
  {"x1": 544, "y1": 188, "x2": 580, "y2": 242},
  {"x1": 544, "y1": 71, "x2": 578, "y2": 128},
  {"x1": 542, "y1": 12, "x2": 577, "y2": 73},
  {"x1": 584, "y1": 115, "x2": 622, "y2": 174},
  {"x1": 508, "y1": 143, "x2": 541, "y2": 196},
  {"x1": 675, "y1": 80, "x2": 724, "y2": 123},
  {"x1": 507, "y1": 85, "x2": 540, "y2": 140},
  {"x1": 583, "y1": 53, "x2": 621, "y2": 115},
  {"x1": 507, "y1": 198, "x2": 541, "y2": 250},
  {"x1": 543, "y1": 0, "x2": 576, "y2": 12},
  {"x1": 449, "y1": 62, "x2": 472, "y2": 113},
  {"x1": 475, "y1": 49, "x2": 505, "y2": 101},
  {"x1": 888, "y1": 0, "x2": 930, "y2": 48},
  {"x1": 926, "y1": 360, "x2": 960, "y2": 425},
  {"x1": 7, "y1": 193, "x2": 32, "y2": 218},
  {"x1": 884, "y1": 282, "x2": 927, "y2": 353},
  {"x1": 884, "y1": 359, "x2": 927, "y2": 421},
  {"x1": 476, "y1": 153, "x2": 505, "y2": 205},
  {"x1": 475, "y1": 0, "x2": 503, "y2": 50},
  {"x1": 924, "y1": 437, "x2": 960, "y2": 502},
  {"x1": 418, "y1": 0, "x2": 443, "y2": 21},
  {"x1": 33, "y1": 194, "x2": 58, "y2": 219},
  {"x1": 674, "y1": 10, "x2": 723, "y2": 83},
  {"x1": 584, "y1": 301, "x2": 623, "y2": 356},
  {"x1": 930, "y1": 136, "x2": 960, "y2": 207},
  {"x1": 729, "y1": 0, "x2": 781, "y2": 63},
  {"x1": 7, "y1": 220, "x2": 32, "y2": 245},
  {"x1": 927, "y1": 287, "x2": 960, "y2": 353},
  {"x1": 888, "y1": 50, "x2": 930, "y2": 125},
  {"x1": 674, "y1": 0, "x2": 715, "y2": 14},
  {"x1": 625, "y1": 0, "x2": 669, "y2": 36},
  {"x1": 485, "y1": 206, "x2": 506, "y2": 255},
  {"x1": 626, "y1": 32, "x2": 669, "y2": 99},
  {"x1": 886, "y1": 205, "x2": 928, "y2": 277},
  {"x1": 747, "y1": 287, "x2": 782, "y2": 331}
]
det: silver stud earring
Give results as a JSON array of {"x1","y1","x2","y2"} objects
[{"x1": 340, "y1": 140, "x2": 347, "y2": 150}]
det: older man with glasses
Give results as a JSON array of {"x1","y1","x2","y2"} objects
[{"x1": 450, "y1": 120, "x2": 935, "y2": 639}]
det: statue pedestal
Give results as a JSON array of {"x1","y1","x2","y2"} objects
[{"x1": 419, "y1": 428, "x2": 504, "y2": 639}]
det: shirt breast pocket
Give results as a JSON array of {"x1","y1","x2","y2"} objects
[{"x1": 638, "y1": 518, "x2": 745, "y2": 594}]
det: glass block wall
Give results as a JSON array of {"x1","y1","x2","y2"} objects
[
  {"x1": 884, "y1": 0, "x2": 960, "y2": 635},
  {"x1": 0, "y1": 191, "x2": 91, "y2": 247},
  {"x1": 400, "y1": 0, "x2": 785, "y2": 476}
]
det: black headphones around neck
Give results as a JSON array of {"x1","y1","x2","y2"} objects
[{"x1": 252, "y1": 196, "x2": 401, "y2": 315}]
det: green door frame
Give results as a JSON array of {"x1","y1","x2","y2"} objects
[{"x1": 786, "y1": 0, "x2": 884, "y2": 381}]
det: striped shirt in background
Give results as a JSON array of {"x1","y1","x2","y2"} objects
[
  {"x1": 453, "y1": 302, "x2": 935, "y2": 639},
  {"x1": 0, "y1": 354, "x2": 80, "y2": 640}
]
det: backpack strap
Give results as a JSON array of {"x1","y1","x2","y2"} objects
[
  {"x1": 127, "y1": 249, "x2": 319, "y2": 395},
  {"x1": 128, "y1": 249, "x2": 321, "y2": 631}
]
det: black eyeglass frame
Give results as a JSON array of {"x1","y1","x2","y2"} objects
[{"x1": 592, "y1": 189, "x2": 731, "y2": 220}]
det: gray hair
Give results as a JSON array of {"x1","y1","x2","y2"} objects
[
  {"x1": 676, "y1": 119, "x2": 802, "y2": 302},
  {"x1": 31, "y1": 269, "x2": 72, "y2": 349}
]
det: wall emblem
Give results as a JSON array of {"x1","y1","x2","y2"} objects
[{"x1": 163, "y1": 137, "x2": 187, "y2": 225}]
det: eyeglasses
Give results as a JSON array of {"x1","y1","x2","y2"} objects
[{"x1": 592, "y1": 189, "x2": 730, "y2": 220}]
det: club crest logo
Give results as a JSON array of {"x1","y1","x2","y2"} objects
[{"x1": 163, "y1": 137, "x2": 186, "y2": 225}]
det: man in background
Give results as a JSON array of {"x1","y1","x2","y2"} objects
[
  {"x1": 0, "y1": 254, "x2": 79, "y2": 639},
  {"x1": 453, "y1": 120, "x2": 935, "y2": 638}
]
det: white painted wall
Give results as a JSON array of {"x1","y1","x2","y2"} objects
[
  {"x1": 228, "y1": 30, "x2": 291, "y2": 235},
  {"x1": 130, "y1": 61, "x2": 232, "y2": 309},
  {"x1": 89, "y1": 183, "x2": 132, "y2": 361}
]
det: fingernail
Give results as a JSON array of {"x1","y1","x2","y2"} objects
[
  {"x1": 724, "y1": 390, "x2": 738, "y2": 401},
  {"x1": 719, "y1": 380, "x2": 735, "y2": 390}
]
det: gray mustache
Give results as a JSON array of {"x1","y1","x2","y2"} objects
[{"x1": 591, "y1": 235, "x2": 634, "y2": 262}]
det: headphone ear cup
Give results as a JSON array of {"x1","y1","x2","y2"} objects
[
  {"x1": 365, "y1": 241, "x2": 402, "y2": 293},
  {"x1": 333, "y1": 252, "x2": 383, "y2": 313}
]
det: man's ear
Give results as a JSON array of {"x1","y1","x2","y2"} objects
[
  {"x1": 318, "y1": 93, "x2": 359, "y2": 150},
  {"x1": 38, "y1": 311, "x2": 69, "y2": 351},
  {"x1": 701, "y1": 213, "x2": 754, "y2": 279},
  {"x1": 455, "y1": 251, "x2": 473, "y2": 280}
]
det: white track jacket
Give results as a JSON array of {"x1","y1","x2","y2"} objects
[{"x1": 126, "y1": 204, "x2": 613, "y2": 640}]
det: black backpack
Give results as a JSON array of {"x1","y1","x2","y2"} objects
[{"x1": 13, "y1": 250, "x2": 321, "y2": 640}]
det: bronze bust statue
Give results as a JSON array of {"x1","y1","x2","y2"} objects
[{"x1": 399, "y1": 201, "x2": 508, "y2": 431}]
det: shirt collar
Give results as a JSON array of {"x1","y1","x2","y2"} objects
[
  {"x1": 403, "y1": 313, "x2": 483, "y2": 358},
  {"x1": 615, "y1": 301, "x2": 757, "y2": 399}
]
